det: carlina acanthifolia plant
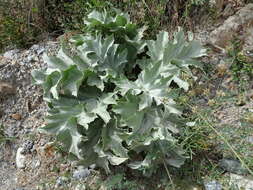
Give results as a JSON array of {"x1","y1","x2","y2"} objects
[{"x1": 32, "y1": 9, "x2": 206, "y2": 175}]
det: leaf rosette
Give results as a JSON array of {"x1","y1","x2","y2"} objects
[{"x1": 32, "y1": 9, "x2": 206, "y2": 174}]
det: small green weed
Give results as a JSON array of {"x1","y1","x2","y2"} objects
[{"x1": 228, "y1": 39, "x2": 253, "y2": 93}]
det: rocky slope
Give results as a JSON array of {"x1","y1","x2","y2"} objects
[{"x1": 0, "y1": 3, "x2": 253, "y2": 190}]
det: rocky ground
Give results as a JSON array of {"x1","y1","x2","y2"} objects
[
  {"x1": 0, "y1": 41, "x2": 104, "y2": 190},
  {"x1": 0, "y1": 3, "x2": 253, "y2": 190},
  {"x1": 0, "y1": 42, "x2": 57, "y2": 189}
]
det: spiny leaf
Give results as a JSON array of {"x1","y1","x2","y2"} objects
[
  {"x1": 113, "y1": 94, "x2": 145, "y2": 132},
  {"x1": 147, "y1": 31, "x2": 169, "y2": 62},
  {"x1": 100, "y1": 45, "x2": 128, "y2": 77},
  {"x1": 87, "y1": 73, "x2": 104, "y2": 91},
  {"x1": 116, "y1": 61, "x2": 174, "y2": 110},
  {"x1": 61, "y1": 65, "x2": 84, "y2": 96},
  {"x1": 86, "y1": 93, "x2": 117, "y2": 123},
  {"x1": 84, "y1": 10, "x2": 136, "y2": 40},
  {"x1": 40, "y1": 103, "x2": 84, "y2": 158},
  {"x1": 147, "y1": 29, "x2": 206, "y2": 91},
  {"x1": 81, "y1": 34, "x2": 115, "y2": 66},
  {"x1": 77, "y1": 112, "x2": 96, "y2": 130}
]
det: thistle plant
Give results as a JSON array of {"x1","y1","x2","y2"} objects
[{"x1": 32, "y1": 9, "x2": 206, "y2": 175}]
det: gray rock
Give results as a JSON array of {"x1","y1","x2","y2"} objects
[
  {"x1": 55, "y1": 176, "x2": 69, "y2": 187},
  {"x1": 219, "y1": 158, "x2": 248, "y2": 175},
  {"x1": 16, "y1": 147, "x2": 26, "y2": 169},
  {"x1": 222, "y1": 3, "x2": 235, "y2": 17},
  {"x1": 246, "y1": 136, "x2": 253, "y2": 144},
  {"x1": 21, "y1": 140, "x2": 34, "y2": 154},
  {"x1": 3, "y1": 49, "x2": 19, "y2": 60},
  {"x1": 73, "y1": 166, "x2": 91, "y2": 180},
  {"x1": 204, "y1": 181, "x2": 222, "y2": 190},
  {"x1": 37, "y1": 48, "x2": 45, "y2": 55},
  {"x1": 27, "y1": 55, "x2": 34, "y2": 62},
  {"x1": 30, "y1": 44, "x2": 45, "y2": 55},
  {"x1": 210, "y1": 3, "x2": 253, "y2": 55},
  {"x1": 0, "y1": 41, "x2": 58, "y2": 189}
]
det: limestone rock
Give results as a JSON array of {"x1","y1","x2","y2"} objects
[
  {"x1": 210, "y1": 4, "x2": 253, "y2": 53},
  {"x1": 16, "y1": 147, "x2": 26, "y2": 169},
  {"x1": 73, "y1": 166, "x2": 91, "y2": 180}
]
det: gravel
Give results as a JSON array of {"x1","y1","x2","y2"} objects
[
  {"x1": 0, "y1": 42, "x2": 59, "y2": 137},
  {"x1": 0, "y1": 41, "x2": 59, "y2": 190}
]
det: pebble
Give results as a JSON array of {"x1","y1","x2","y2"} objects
[
  {"x1": 0, "y1": 82, "x2": 16, "y2": 96},
  {"x1": 55, "y1": 176, "x2": 69, "y2": 188},
  {"x1": 73, "y1": 166, "x2": 91, "y2": 180},
  {"x1": 245, "y1": 136, "x2": 253, "y2": 144},
  {"x1": 37, "y1": 48, "x2": 45, "y2": 55},
  {"x1": 60, "y1": 163, "x2": 70, "y2": 172},
  {"x1": 27, "y1": 55, "x2": 34, "y2": 62},
  {"x1": 204, "y1": 181, "x2": 222, "y2": 190},
  {"x1": 219, "y1": 158, "x2": 248, "y2": 175},
  {"x1": 16, "y1": 147, "x2": 26, "y2": 169},
  {"x1": 21, "y1": 140, "x2": 34, "y2": 154},
  {"x1": 31, "y1": 44, "x2": 39, "y2": 51},
  {"x1": 11, "y1": 113, "x2": 22, "y2": 120}
]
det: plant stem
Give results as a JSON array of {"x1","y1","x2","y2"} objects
[
  {"x1": 159, "y1": 142, "x2": 176, "y2": 190},
  {"x1": 163, "y1": 159, "x2": 176, "y2": 190}
]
